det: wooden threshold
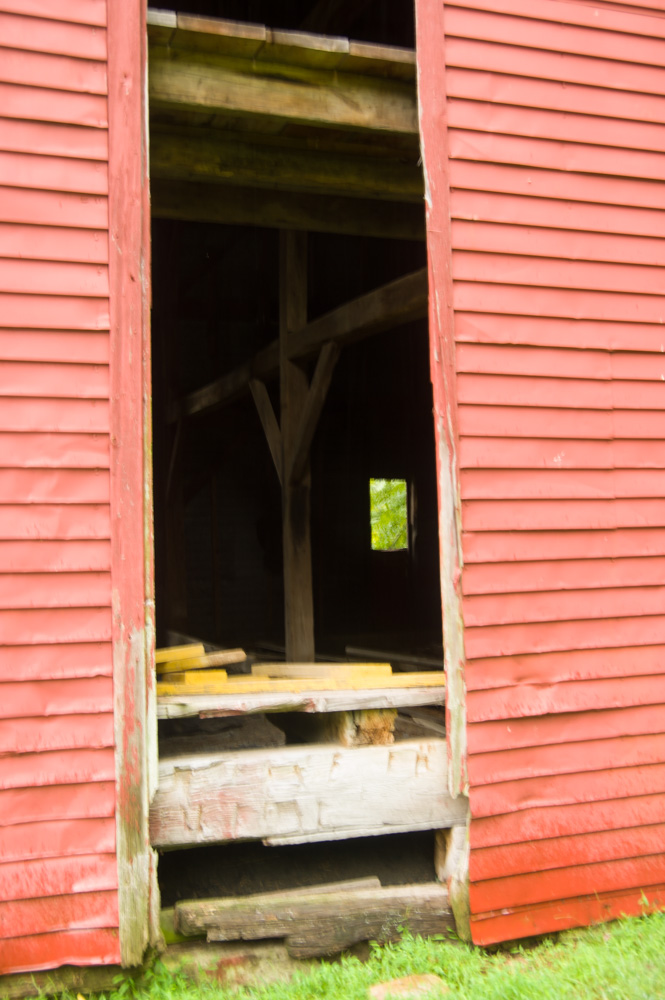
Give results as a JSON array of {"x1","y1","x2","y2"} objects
[
  {"x1": 149, "y1": 736, "x2": 466, "y2": 848},
  {"x1": 157, "y1": 680, "x2": 445, "y2": 718}
]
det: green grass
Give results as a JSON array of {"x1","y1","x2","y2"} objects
[{"x1": 68, "y1": 910, "x2": 665, "y2": 1000}]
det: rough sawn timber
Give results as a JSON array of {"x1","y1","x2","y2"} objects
[
  {"x1": 178, "y1": 883, "x2": 453, "y2": 958},
  {"x1": 149, "y1": 737, "x2": 467, "y2": 848},
  {"x1": 156, "y1": 683, "x2": 446, "y2": 719}
]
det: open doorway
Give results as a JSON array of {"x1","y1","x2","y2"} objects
[{"x1": 147, "y1": 1, "x2": 462, "y2": 954}]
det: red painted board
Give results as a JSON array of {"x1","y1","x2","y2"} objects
[
  {"x1": 0, "y1": 817, "x2": 115, "y2": 864},
  {"x1": 0, "y1": 186, "x2": 107, "y2": 228},
  {"x1": 457, "y1": 346, "x2": 665, "y2": 383},
  {"x1": 0, "y1": 12, "x2": 107, "y2": 60},
  {"x1": 0, "y1": 399, "x2": 110, "y2": 434},
  {"x1": 0, "y1": 1, "x2": 107, "y2": 28},
  {"x1": 0, "y1": 571, "x2": 111, "y2": 609},
  {"x1": 454, "y1": 283, "x2": 665, "y2": 325},
  {"x1": 0, "y1": 504, "x2": 111, "y2": 542},
  {"x1": 0, "y1": 677, "x2": 112, "y2": 719},
  {"x1": 451, "y1": 187, "x2": 665, "y2": 239},
  {"x1": 0, "y1": 118, "x2": 108, "y2": 160},
  {"x1": 0, "y1": 540, "x2": 111, "y2": 573},
  {"x1": 459, "y1": 407, "x2": 665, "y2": 442},
  {"x1": 463, "y1": 528, "x2": 665, "y2": 563},
  {"x1": 463, "y1": 499, "x2": 665, "y2": 532},
  {"x1": 461, "y1": 468, "x2": 665, "y2": 501},
  {"x1": 469, "y1": 851, "x2": 665, "y2": 912},
  {"x1": 0, "y1": 781, "x2": 114, "y2": 827},
  {"x1": 464, "y1": 615, "x2": 665, "y2": 659},
  {"x1": 468, "y1": 732, "x2": 665, "y2": 786},
  {"x1": 451, "y1": 221, "x2": 665, "y2": 267},
  {"x1": 0, "y1": 713, "x2": 114, "y2": 754},
  {"x1": 0, "y1": 469, "x2": 110, "y2": 503},
  {"x1": 0, "y1": 853, "x2": 117, "y2": 902},
  {"x1": 463, "y1": 556, "x2": 665, "y2": 596},
  {"x1": 447, "y1": 0, "x2": 665, "y2": 35},
  {"x1": 449, "y1": 128, "x2": 665, "y2": 183},
  {"x1": 446, "y1": 65, "x2": 665, "y2": 124},
  {"x1": 470, "y1": 883, "x2": 665, "y2": 947},
  {"x1": 0, "y1": 642, "x2": 111, "y2": 683},
  {"x1": 0, "y1": 361, "x2": 109, "y2": 397},
  {"x1": 0, "y1": 747, "x2": 116, "y2": 791},
  {"x1": 0, "y1": 152, "x2": 107, "y2": 195},
  {"x1": 0, "y1": 607, "x2": 113, "y2": 646},
  {"x1": 470, "y1": 793, "x2": 665, "y2": 849},
  {"x1": 454, "y1": 313, "x2": 665, "y2": 353},
  {"x1": 0, "y1": 433, "x2": 109, "y2": 469},
  {"x1": 445, "y1": 36, "x2": 665, "y2": 99},
  {"x1": 469, "y1": 761, "x2": 665, "y2": 820},
  {"x1": 449, "y1": 100, "x2": 665, "y2": 157},
  {"x1": 443, "y1": 3, "x2": 665, "y2": 62},
  {"x1": 0, "y1": 47, "x2": 107, "y2": 94},
  {"x1": 451, "y1": 160, "x2": 665, "y2": 216},
  {"x1": 458, "y1": 345, "x2": 613, "y2": 380},
  {"x1": 0, "y1": 890, "x2": 118, "y2": 942},
  {"x1": 463, "y1": 586, "x2": 665, "y2": 627},
  {"x1": 457, "y1": 375, "x2": 665, "y2": 411},
  {"x1": 467, "y1": 675, "x2": 665, "y2": 723},
  {"x1": 0, "y1": 294, "x2": 109, "y2": 330},
  {"x1": 0, "y1": 258, "x2": 108, "y2": 297},
  {"x1": 0, "y1": 927, "x2": 120, "y2": 976},
  {"x1": 0, "y1": 330, "x2": 109, "y2": 363},
  {"x1": 0, "y1": 83, "x2": 107, "y2": 129},
  {"x1": 0, "y1": 225, "x2": 108, "y2": 264},
  {"x1": 471, "y1": 820, "x2": 665, "y2": 882},
  {"x1": 469, "y1": 704, "x2": 665, "y2": 754},
  {"x1": 465, "y1": 645, "x2": 665, "y2": 691}
]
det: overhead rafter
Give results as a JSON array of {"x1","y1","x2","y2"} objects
[
  {"x1": 150, "y1": 128, "x2": 423, "y2": 203},
  {"x1": 173, "y1": 267, "x2": 428, "y2": 422},
  {"x1": 151, "y1": 179, "x2": 425, "y2": 241}
]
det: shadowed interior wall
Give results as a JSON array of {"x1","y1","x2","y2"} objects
[{"x1": 417, "y1": 0, "x2": 665, "y2": 945}]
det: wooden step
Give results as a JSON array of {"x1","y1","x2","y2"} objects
[{"x1": 175, "y1": 881, "x2": 453, "y2": 958}]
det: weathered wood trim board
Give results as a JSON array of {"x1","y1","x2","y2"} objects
[
  {"x1": 150, "y1": 737, "x2": 467, "y2": 848},
  {"x1": 157, "y1": 683, "x2": 445, "y2": 718}
]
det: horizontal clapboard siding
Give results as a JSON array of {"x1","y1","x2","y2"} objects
[
  {"x1": 0, "y1": 0, "x2": 119, "y2": 975},
  {"x1": 439, "y1": 0, "x2": 665, "y2": 944}
]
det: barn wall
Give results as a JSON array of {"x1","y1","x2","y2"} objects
[
  {"x1": 417, "y1": 0, "x2": 665, "y2": 944},
  {"x1": 0, "y1": 0, "x2": 125, "y2": 975}
]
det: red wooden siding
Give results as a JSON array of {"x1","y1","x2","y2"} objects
[
  {"x1": 418, "y1": 0, "x2": 665, "y2": 944},
  {"x1": 0, "y1": 0, "x2": 120, "y2": 974}
]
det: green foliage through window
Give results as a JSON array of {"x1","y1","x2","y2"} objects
[{"x1": 370, "y1": 478, "x2": 408, "y2": 551}]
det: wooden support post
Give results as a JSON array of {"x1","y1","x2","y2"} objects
[{"x1": 280, "y1": 232, "x2": 315, "y2": 662}]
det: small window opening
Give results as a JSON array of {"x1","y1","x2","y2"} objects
[{"x1": 369, "y1": 478, "x2": 408, "y2": 552}]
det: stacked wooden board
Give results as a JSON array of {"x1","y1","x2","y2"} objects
[{"x1": 155, "y1": 644, "x2": 446, "y2": 696}]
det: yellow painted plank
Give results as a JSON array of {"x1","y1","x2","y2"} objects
[
  {"x1": 157, "y1": 671, "x2": 445, "y2": 698},
  {"x1": 251, "y1": 662, "x2": 392, "y2": 680},
  {"x1": 164, "y1": 669, "x2": 229, "y2": 686},
  {"x1": 158, "y1": 649, "x2": 246, "y2": 674},
  {"x1": 155, "y1": 643, "x2": 205, "y2": 664}
]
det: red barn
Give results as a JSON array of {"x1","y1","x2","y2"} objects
[{"x1": 1, "y1": 0, "x2": 665, "y2": 981}]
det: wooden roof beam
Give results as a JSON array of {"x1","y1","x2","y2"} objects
[
  {"x1": 150, "y1": 129, "x2": 423, "y2": 203},
  {"x1": 173, "y1": 267, "x2": 427, "y2": 422},
  {"x1": 148, "y1": 45, "x2": 418, "y2": 136},
  {"x1": 151, "y1": 179, "x2": 425, "y2": 241}
]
